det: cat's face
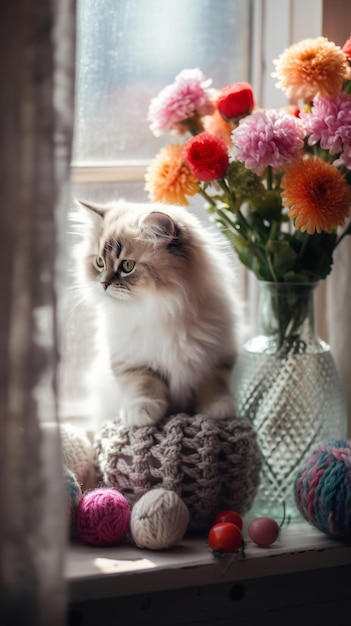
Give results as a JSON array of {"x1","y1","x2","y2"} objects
[{"x1": 78, "y1": 200, "x2": 190, "y2": 302}]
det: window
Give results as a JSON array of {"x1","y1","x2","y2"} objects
[
  {"x1": 61, "y1": 0, "x2": 330, "y2": 423},
  {"x1": 71, "y1": 0, "x2": 252, "y2": 224},
  {"x1": 73, "y1": 0, "x2": 251, "y2": 163},
  {"x1": 61, "y1": 0, "x2": 252, "y2": 421}
]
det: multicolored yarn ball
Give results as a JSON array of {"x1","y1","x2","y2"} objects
[
  {"x1": 131, "y1": 488, "x2": 190, "y2": 550},
  {"x1": 76, "y1": 488, "x2": 131, "y2": 546},
  {"x1": 64, "y1": 466, "x2": 82, "y2": 531},
  {"x1": 294, "y1": 440, "x2": 351, "y2": 540}
]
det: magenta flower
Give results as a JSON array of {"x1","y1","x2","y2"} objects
[
  {"x1": 232, "y1": 109, "x2": 305, "y2": 174},
  {"x1": 302, "y1": 93, "x2": 351, "y2": 159},
  {"x1": 148, "y1": 69, "x2": 214, "y2": 136},
  {"x1": 334, "y1": 143, "x2": 351, "y2": 169}
]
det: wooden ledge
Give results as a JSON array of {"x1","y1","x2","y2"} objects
[{"x1": 65, "y1": 520, "x2": 351, "y2": 603}]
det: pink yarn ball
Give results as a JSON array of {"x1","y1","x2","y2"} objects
[{"x1": 76, "y1": 488, "x2": 130, "y2": 546}]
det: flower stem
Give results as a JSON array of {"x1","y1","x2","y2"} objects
[
  {"x1": 216, "y1": 208, "x2": 238, "y2": 231},
  {"x1": 198, "y1": 186, "x2": 217, "y2": 208},
  {"x1": 267, "y1": 255, "x2": 278, "y2": 282},
  {"x1": 216, "y1": 207, "x2": 269, "y2": 271},
  {"x1": 218, "y1": 178, "x2": 252, "y2": 233},
  {"x1": 266, "y1": 165, "x2": 273, "y2": 190},
  {"x1": 218, "y1": 178, "x2": 235, "y2": 207},
  {"x1": 269, "y1": 219, "x2": 280, "y2": 241},
  {"x1": 185, "y1": 114, "x2": 205, "y2": 135},
  {"x1": 297, "y1": 230, "x2": 310, "y2": 259}
]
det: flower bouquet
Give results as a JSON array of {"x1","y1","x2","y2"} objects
[
  {"x1": 145, "y1": 35, "x2": 351, "y2": 353},
  {"x1": 144, "y1": 36, "x2": 351, "y2": 518},
  {"x1": 146, "y1": 36, "x2": 351, "y2": 281}
]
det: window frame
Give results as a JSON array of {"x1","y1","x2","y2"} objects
[{"x1": 71, "y1": 0, "x2": 325, "y2": 188}]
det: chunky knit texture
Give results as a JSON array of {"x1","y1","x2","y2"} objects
[
  {"x1": 94, "y1": 413, "x2": 262, "y2": 530},
  {"x1": 295, "y1": 440, "x2": 351, "y2": 540}
]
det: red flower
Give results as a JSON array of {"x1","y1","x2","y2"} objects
[
  {"x1": 183, "y1": 132, "x2": 229, "y2": 182},
  {"x1": 216, "y1": 82, "x2": 254, "y2": 121},
  {"x1": 343, "y1": 36, "x2": 351, "y2": 59}
]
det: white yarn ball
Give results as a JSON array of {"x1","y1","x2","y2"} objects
[
  {"x1": 131, "y1": 488, "x2": 190, "y2": 550},
  {"x1": 61, "y1": 424, "x2": 96, "y2": 490}
]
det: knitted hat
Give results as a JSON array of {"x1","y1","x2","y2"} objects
[{"x1": 94, "y1": 413, "x2": 262, "y2": 530}]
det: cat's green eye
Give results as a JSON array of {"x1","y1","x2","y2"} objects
[
  {"x1": 94, "y1": 255, "x2": 105, "y2": 271},
  {"x1": 121, "y1": 259, "x2": 136, "y2": 274}
]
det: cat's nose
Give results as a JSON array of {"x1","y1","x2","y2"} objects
[{"x1": 101, "y1": 281, "x2": 111, "y2": 291}]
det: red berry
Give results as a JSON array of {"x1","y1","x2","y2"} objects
[
  {"x1": 214, "y1": 509, "x2": 243, "y2": 531},
  {"x1": 208, "y1": 522, "x2": 243, "y2": 555},
  {"x1": 248, "y1": 517, "x2": 280, "y2": 547}
]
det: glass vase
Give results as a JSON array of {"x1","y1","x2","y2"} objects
[{"x1": 233, "y1": 281, "x2": 347, "y2": 521}]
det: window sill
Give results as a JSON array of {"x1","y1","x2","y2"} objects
[
  {"x1": 70, "y1": 160, "x2": 149, "y2": 184},
  {"x1": 66, "y1": 519, "x2": 351, "y2": 604}
]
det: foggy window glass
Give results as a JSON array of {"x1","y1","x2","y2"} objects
[{"x1": 74, "y1": 0, "x2": 251, "y2": 162}]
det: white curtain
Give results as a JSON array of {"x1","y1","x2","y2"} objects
[
  {"x1": 0, "y1": 1, "x2": 76, "y2": 625},
  {"x1": 327, "y1": 239, "x2": 351, "y2": 437},
  {"x1": 313, "y1": 243, "x2": 351, "y2": 438}
]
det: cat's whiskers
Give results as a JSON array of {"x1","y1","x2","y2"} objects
[{"x1": 65, "y1": 283, "x2": 97, "y2": 312}]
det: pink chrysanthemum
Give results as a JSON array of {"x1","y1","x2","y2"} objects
[
  {"x1": 334, "y1": 144, "x2": 351, "y2": 169},
  {"x1": 302, "y1": 94, "x2": 351, "y2": 163},
  {"x1": 148, "y1": 69, "x2": 214, "y2": 136},
  {"x1": 232, "y1": 109, "x2": 305, "y2": 174}
]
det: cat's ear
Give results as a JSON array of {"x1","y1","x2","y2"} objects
[
  {"x1": 142, "y1": 211, "x2": 176, "y2": 241},
  {"x1": 77, "y1": 199, "x2": 107, "y2": 219}
]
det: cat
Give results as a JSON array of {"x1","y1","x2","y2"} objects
[{"x1": 72, "y1": 199, "x2": 242, "y2": 429}]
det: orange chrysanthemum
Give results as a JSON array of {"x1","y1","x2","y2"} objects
[
  {"x1": 202, "y1": 110, "x2": 233, "y2": 147},
  {"x1": 281, "y1": 157, "x2": 351, "y2": 234},
  {"x1": 273, "y1": 36, "x2": 351, "y2": 100},
  {"x1": 145, "y1": 144, "x2": 200, "y2": 205}
]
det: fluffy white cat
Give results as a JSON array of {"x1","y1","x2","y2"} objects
[{"x1": 73, "y1": 199, "x2": 242, "y2": 428}]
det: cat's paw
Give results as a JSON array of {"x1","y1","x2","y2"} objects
[
  {"x1": 119, "y1": 399, "x2": 167, "y2": 428},
  {"x1": 199, "y1": 395, "x2": 237, "y2": 420}
]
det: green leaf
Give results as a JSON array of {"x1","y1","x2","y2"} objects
[
  {"x1": 230, "y1": 234, "x2": 271, "y2": 280},
  {"x1": 225, "y1": 161, "x2": 264, "y2": 200},
  {"x1": 251, "y1": 190, "x2": 283, "y2": 221},
  {"x1": 299, "y1": 232, "x2": 337, "y2": 279},
  {"x1": 249, "y1": 212, "x2": 270, "y2": 243},
  {"x1": 252, "y1": 259, "x2": 273, "y2": 281},
  {"x1": 265, "y1": 240, "x2": 298, "y2": 279},
  {"x1": 282, "y1": 271, "x2": 312, "y2": 283},
  {"x1": 230, "y1": 236, "x2": 254, "y2": 270}
]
